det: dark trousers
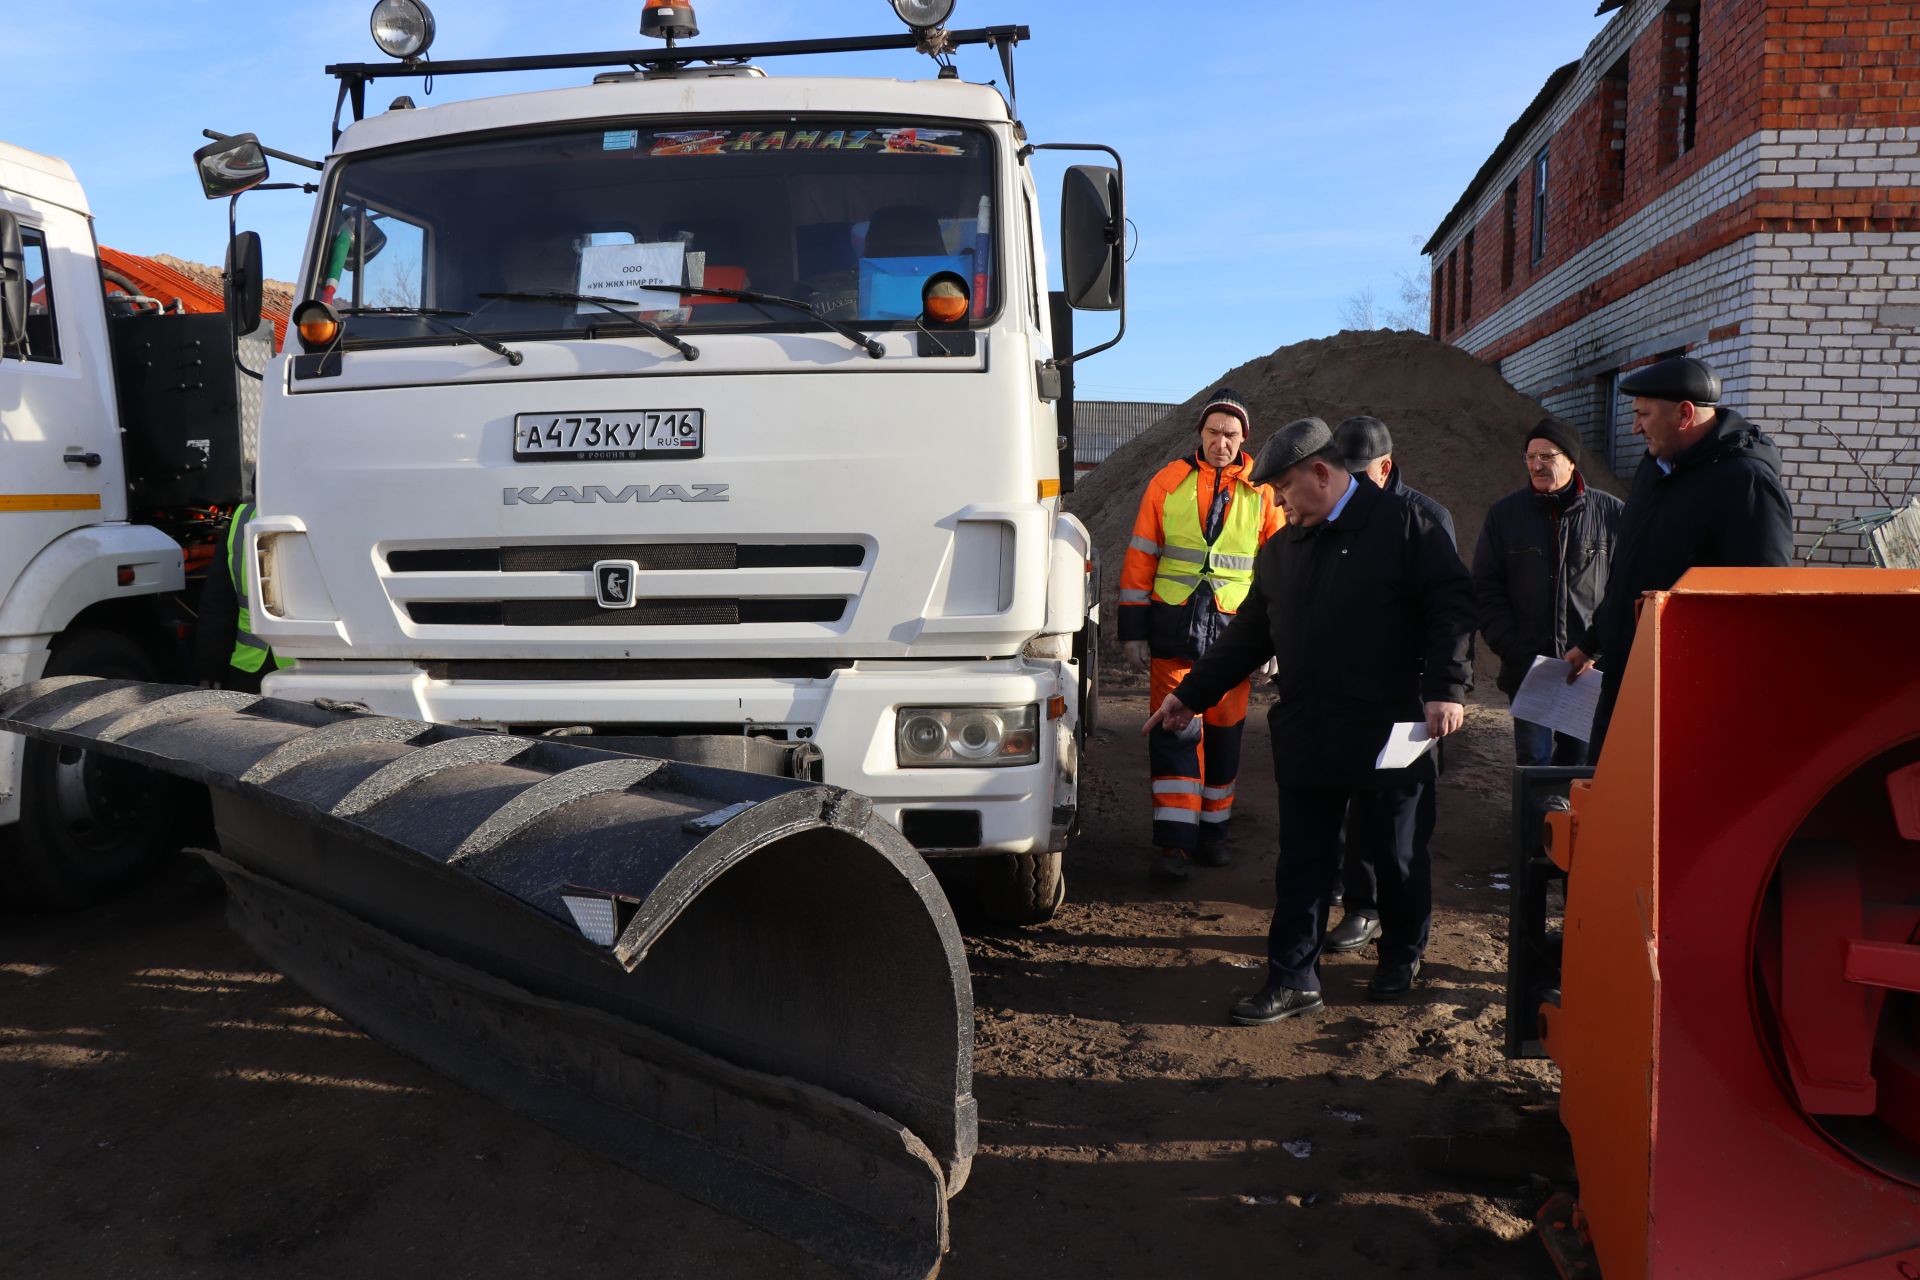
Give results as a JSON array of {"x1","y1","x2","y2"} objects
[
  {"x1": 1271, "y1": 782, "x2": 1430, "y2": 990},
  {"x1": 1588, "y1": 670, "x2": 1622, "y2": 761},
  {"x1": 1339, "y1": 743, "x2": 1439, "y2": 917}
]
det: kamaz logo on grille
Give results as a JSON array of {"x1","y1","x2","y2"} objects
[{"x1": 502, "y1": 483, "x2": 730, "y2": 505}]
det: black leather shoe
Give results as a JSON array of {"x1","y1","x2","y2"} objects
[
  {"x1": 1229, "y1": 985, "x2": 1325, "y2": 1025},
  {"x1": 1368, "y1": 960, "x2": 1421, "y2": 1000},
  {"x1": 1150, "y1": 850, "x2": 1192, "y2": 883},
  {"x1": 1194, "y1": 843, "x2": 1230, "y2": 868},
  {"x1": 1324, "y1": 911, "x2": 1381, "y2": 953}
]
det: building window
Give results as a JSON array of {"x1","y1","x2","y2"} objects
[
  {"x1": 1662, "y1": 0, "x2": 1701, "y2": 166},
  {"x1": 1531, "y1": 146, "x2": 1550, "y2": 266},
  {"x1": 1444, "y1": 247, "x2": 1458, "y2": 333},
  {"x1": 1430, "y1": 267, "x2": 1442, "y2": 335},
  {"x1": 14, "y1": 228, "x2": 61, "y2": 364},
  {"x1": 1500, "y1": 181, "x2": 1518, "y2": 289},
  {"x1": 1597, "y1": 57, "x2": 1629, "y2": 208},
  {"x1": 1461, "y1": 230, "x2": 1475, "y2": 324}
]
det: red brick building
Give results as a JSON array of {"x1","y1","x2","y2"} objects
[{"x1": 1425, "y1": 0, "x2": 1920, "y2": 560}]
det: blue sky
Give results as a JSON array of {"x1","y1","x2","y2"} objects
[{"x1": 14, "y1": 1, "x2": 1608, "y2": 401}]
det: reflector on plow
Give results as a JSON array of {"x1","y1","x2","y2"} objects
[
  {"x1": 0, "y1": 677, "x2": 975, "y2": 1280},
  {"x1": 1538, "y1": 570, "x2": 1920, "y2": 1279}
]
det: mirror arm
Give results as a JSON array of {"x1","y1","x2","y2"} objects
[
  {"x1": 202, "y1": 129, "x2": 322, "y2": 172},
  {"x1": 1027, "y1": 142, "x2": 1126, "y2": 368}
]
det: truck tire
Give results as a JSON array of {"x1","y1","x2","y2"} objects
[
  {"x1": 974, "y1": 851, "x2": 1065, "y2": 927},
  {"x1": 0, "y1": 629, "x2": 186, "y2": 908}
]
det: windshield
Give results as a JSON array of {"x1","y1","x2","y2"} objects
[{"x1": 311, "y1": 119, "x2": 1000, "y2": 344}]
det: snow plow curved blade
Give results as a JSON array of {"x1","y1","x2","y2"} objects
[{"x1": 0, "y1": 677, "x2": 974, "y2": 1280}]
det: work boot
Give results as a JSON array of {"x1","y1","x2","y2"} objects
[
  {"x1": 1151, "y1": 849, "x2": 1192, "y2": 883},
  {"x1": 1323, "y1": 910, "x2": 1381, "y2": 953},
  {"x1": 1368, "y1": 959, "x2": 1421, "y2": 1000},
  {"x1": 1229, "y1": 984, "x2": 1325, "y2": 1026},
  {"x1": 1194, "y1": 842, "x2": 1230, "y2": 868}
]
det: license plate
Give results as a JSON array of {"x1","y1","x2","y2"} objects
[{"x1": 513, "y1": 410, "x2": 704, "y2": 461}]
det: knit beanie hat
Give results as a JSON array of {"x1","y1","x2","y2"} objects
[
  {"x1": 1198, "y1": 387, "x2": 1251, "y2": 432},
  {"x1": 1527, "y1": 417, "x2": 1581, "y2": 460}
]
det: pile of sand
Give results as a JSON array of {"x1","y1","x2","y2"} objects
[{"x1": 1068, "y1": 328, "x2": 1627, "y2": 674}]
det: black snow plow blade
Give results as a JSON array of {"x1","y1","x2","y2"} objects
[{"x1": 0, "y1": 677, "x2": 974, "y2": 1278}]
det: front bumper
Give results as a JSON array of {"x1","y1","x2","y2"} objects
[{"x1": 263, "y1": 657, "x2": 1078, "y2": 855}]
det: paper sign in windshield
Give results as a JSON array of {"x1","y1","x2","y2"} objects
[
  {"x1": 576, "y1": 241, "x2": 686, "y2": 312},
  {"x1": 646, "y1": 127, "x2": 967, "y2": 157}
]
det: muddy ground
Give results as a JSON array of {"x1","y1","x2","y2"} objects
[{"x1": 1, "y1": 689, "x2": 1570, "y2": 1279}]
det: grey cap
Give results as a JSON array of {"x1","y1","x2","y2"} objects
[
  {"x1": 1334, "y1": 416, "x2": 1393, "y2": 472},
  {"x1": 1250, "y1": 417, "x2": 1334, "y2": 486},
  {"x1": 1619, "y1": 356, "x2": 1721, "y2": 406}
]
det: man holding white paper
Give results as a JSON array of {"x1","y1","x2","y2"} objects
[{"x1": 1143, "y1": 417, "x2": 1476, "y2": 1020}]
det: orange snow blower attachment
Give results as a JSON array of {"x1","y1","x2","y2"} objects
[{"x1": 1536, "y1": 569, "x2": 1920, "y2": 1279}]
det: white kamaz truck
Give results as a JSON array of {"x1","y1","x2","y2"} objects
[{"x1": 205, "y1": 0, "x2": 1124, "y2": 923}]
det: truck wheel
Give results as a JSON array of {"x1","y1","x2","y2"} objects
[
  {"x1": 0, "y1": 630, "x2": 185, "y2": 908},
  {"x1": 974, "y1": 851, "x2": 1065, "y2": 927}
]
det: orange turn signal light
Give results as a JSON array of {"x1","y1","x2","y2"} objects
[
  {"x1": 293, "y1": 299, "x2": 342, "y2": 352},
  {"x1": 1047, "y1": 695, "x2": 1067, "y2": 721}
]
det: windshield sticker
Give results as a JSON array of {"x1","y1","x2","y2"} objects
[
  {"x1": 644, "y1": 126, "x2": 969, "y2": 156},
  {"x1": 576, "y1": 240, "x2": 686, "y2": 312},
  {"x1": 602, "y1": 129, "x2": 640, "y2": 151}
]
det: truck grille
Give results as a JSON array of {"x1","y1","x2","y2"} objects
[
  {"x1": 407, "y1": 599, "x2": 846, "y2": 627},
  {"x1": 387, "y1": 543, "x2": 865, "y2": 573}
]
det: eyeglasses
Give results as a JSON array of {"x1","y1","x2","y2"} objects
[{"x1": 1525, "y1": 451, "x2": 1566, "y2": 466}]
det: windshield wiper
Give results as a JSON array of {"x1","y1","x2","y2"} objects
[
  {"x1": 335, "y1": 306, "x2": 524, "y2": 366},
  {"x1": 476, "y1": 291, "x2": 699, "y2": 362},
  {"x1": 674, "y1": 285, "x2": 884, "y2": 360}
]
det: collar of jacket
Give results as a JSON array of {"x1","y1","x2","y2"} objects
[
  {"x1": 1542, "y1": 471, "x2": 1587, "y2": 510},
  {"x1": 1285, "y1": 471, "x2": 1378, "y2": 541},
  {"x1": 1660, "y1": 407, "x2": 1755, "y2": 478}
]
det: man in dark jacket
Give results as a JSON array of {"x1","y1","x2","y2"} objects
[
  {"x1": 1323, "y1": 415, "x2": 1458, "y2": 955},
  {"x1": 1144, "y1": 418, "x2": 1477, "y2": 1022},
  {"x1": 1565, "y1": 356, "x2": 1794, "y2": 753},
  {"x1": 1474, "y1": 417, "x2": 1623, "y2": 765}
]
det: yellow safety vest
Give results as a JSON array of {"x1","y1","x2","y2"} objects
[
  {"x1": 1151, "y1": 467, "x2": 1264, "y2": 614},
  {"x1": 226, "y1": 504, "x2": 293, "y2": 674}
]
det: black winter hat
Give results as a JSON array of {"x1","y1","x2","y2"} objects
[
  {"x1": 1333, "y1": 416, "x2": 1394, "y2": 471},
  {"x1": 1250, "y1": 417, "x2": 1334, "y2": 486},
  {"x1": 1526, "y1": 417, "x2": 1581, "y2": 460},
  {"x1": 1618, "y1": 355, "x2": 1721, "y2": 406},
  {"x1": 1198, "y1": 387, "x2": 1251, "y2": 432}
]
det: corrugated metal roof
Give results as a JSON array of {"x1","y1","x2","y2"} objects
[
  {"x1": 1421, "y1": 60, "x2": 1580, "y2": 257},
  {"x1": 1075, "y1": 400, "x2": 1177, "y2": 466}
]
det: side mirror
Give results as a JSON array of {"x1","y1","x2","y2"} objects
[
  {"x1": 0, "y1": 212, "x2": 23, "y2": 348},
  {"x1": 193, "y1": 133, "x2": 271, "y2": 200},
  {"x1": 1059, "y1": 164, "x2": 1123, "y2": 312},
  {"x1": 225, "y1": 231, "x2": 264, "y2": 338},
  {"x1": 352, "y1": 216, "x2": 389, "y2": 267}
]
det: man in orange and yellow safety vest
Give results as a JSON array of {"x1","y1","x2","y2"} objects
[{"x1": 1119, "y1": 388, "x2": 1283, "y2": 882}]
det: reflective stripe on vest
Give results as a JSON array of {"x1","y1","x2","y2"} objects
[
  {"x1": 1150, "y1": 467, "x2": 1264, "y2": 614},
  {"x1": 226, "y1": 504, "x2": 291, "y2": 674}
]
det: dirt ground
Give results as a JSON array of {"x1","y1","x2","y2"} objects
[{"x1": 0, "y1": 687, "x2": 1571, "y2": 1279}]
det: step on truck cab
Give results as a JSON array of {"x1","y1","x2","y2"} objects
[{"x1": 223, "y1": 2, "x2": 1125, "y2": 923}]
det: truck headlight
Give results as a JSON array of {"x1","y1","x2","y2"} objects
[{"x1": 897, "y1": 705, "x2": 1038, "y2": 768}]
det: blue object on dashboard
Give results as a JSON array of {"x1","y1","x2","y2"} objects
[{"x1": 858, "y1": 254, "x2": 972, "y2": 320}]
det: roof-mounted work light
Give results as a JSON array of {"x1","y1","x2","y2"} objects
[
  {"x1": 369, "y1": 0, "x2": 436, "y2": 60},
  {"x1": 889, "y1": 0, "x2": 956, "y2": 31},
  {"x1": 641, "y1": 0, "x2": 699, "y2": 41}
]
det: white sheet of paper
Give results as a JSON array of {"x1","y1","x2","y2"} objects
[
  {"x1": 575, "y1": 240, "x2": 686, "y2": 312},
  {"x1": 1510, "y1": 655, "x2": 1604, "y2": 742},
  {"x1": 1374, "y1": 721, "x2": 1435, "y2": 771}
]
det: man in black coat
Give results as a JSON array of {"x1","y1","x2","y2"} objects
[
  {"x1": 1322, "y1": 415, "x2": 1458, "y2": 956},
  {"x1": 1565, "y1": 356, "x2": 1794, "y2": 753},
  {"x1": 1473, "y1": 417, "x2": 1623, "y2": 765},
  {"x1": 1144, "y1": 418, "x2": 1477, "y2": 1023}
]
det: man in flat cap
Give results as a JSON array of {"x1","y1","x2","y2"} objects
[
  {"x1": 1144, "y1": 417, "x2": 1476, "y2": 1021},
  {"x1": 1118, "y1": 388, "x2": 1283, "y2": 882},
  {"x1": 1322, "y1": 415, "x2": 1459, "y2": 956},
  {"x1": 1474, "y1": 416, "x2": 1623, "y2": 765},
  {"x1": 1564, "y1": 356, "x2": 1793, "y2": 753}
]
